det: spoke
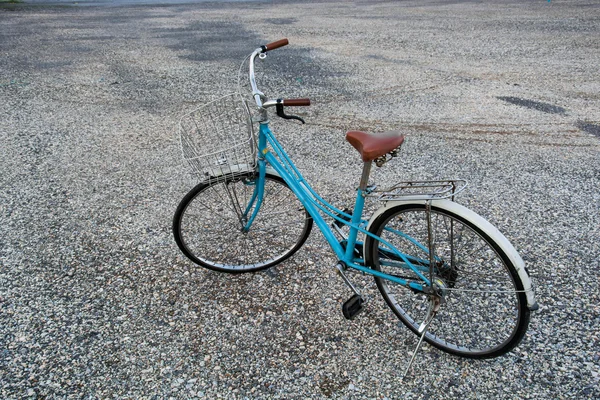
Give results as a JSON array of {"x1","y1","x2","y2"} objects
[
  {"x1": 205, "y1": 182, "x2": 242, "y2": 219},
  {"x1": 457, "y1": 241, "x2": 491, "y2": 262},
  {"x1": 224, "y1": 181, "x2": 246, "y2": 225},
  {"x1": 184, "y1": 205, "x2": 235, "y2": 225},
  {"x1": 185, "y1": 225, "x2": 238, "y2": 235},
  {"x1": 451, "y1": 269, "x2": 514, "y2": 282},
  {"x1": 264, "y1": 183, "x2": 288, "y2": 208},
  {"x1": 441, "y1": 215, "x2": 470, "y2": 255},
  {"x1": 185, "y1": 212, "x2": 230, "y2": 232}
]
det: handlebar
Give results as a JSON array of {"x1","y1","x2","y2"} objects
[
  {"x1": 282, "y1": 98, "x2": 310, "y2": 107},
  {"x1": 261, "y1": 38, "x2": 289, "y2": 52},
  {"x1": 248, "y1": 39, "x2": 310, "y2": 121}
]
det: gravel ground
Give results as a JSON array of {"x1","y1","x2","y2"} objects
[{"x1": 1, "y1": 0, "x2": 599, "y2": 398}]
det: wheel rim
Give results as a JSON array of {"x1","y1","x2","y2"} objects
[{"x1": 372, "y1": 206, "x2": 526, "y2": 357}]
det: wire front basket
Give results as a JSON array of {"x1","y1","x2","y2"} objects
[{"x1": 179, "y1": 93, "x2": 256, "y2": 182}]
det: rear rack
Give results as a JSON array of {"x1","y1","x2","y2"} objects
[{"x1": 373, "y1": 179, "x2": 468, "y2": 201}]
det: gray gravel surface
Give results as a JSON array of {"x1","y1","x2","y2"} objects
[{"x1": 1, "y1": 0, "x2": 599, "y2": 398}]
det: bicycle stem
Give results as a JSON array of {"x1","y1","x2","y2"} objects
[{"x1": 249, "y1": 48, "x2": 265, "y2": 107}]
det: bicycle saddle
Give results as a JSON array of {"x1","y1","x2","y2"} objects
[{"x1": 345, "y1": 130, "x2": 405, "y2": 162}]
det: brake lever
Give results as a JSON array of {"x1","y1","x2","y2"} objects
[{"x1": 276, "y1": 102, "x2": 305, "y2": 124}]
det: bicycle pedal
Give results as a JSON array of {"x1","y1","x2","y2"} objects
[{"x1": 342, "y1": 294, "x2": 364, "y2": 320}]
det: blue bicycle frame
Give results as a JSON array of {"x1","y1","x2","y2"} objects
[
  {"x1": 174, "y1": 40, "x2": 536, "y2": 364},
  {"x1": 241, "y1": 121, "x2": 431, "y2": 293}
]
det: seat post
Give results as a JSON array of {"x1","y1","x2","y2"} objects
[{"x1": 358, "y1": 161, "x2": 372, "y2": 191}]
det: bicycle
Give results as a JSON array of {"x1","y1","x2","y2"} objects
[{"x1": 173, "y1": 39, "x2": 538, "y2": 369}]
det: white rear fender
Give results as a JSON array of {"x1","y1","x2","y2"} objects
[{"x1": 367, "y1": 199, "x2": 538, "y2": 310}]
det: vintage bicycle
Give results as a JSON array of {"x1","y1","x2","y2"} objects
[{"x1": 173, "y1": 39, "x2": 538, "y2": 370}]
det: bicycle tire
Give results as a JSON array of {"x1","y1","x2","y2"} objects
[
  {"x1": 173, "y1": 172, "x2": 313, "y2": 273},
  {"x1": 365, "y1": 202, "x2": 530, "y2": 358}
]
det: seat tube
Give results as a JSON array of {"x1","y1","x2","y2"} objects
[{"x1": 344, "y1": 161, "x2": 372, "y2": 261}]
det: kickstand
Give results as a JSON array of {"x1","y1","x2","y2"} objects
[{"x1": 402, "y1": 297, "x2": 440, "y2": 380}]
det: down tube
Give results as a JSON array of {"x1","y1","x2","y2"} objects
[{"x1": 263, "y1": 151, "x2": 345, "y2": 259}]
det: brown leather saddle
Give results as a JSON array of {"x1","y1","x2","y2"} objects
[{"x1": 345, "y1": 130, "x2": 405, "y2": 162}]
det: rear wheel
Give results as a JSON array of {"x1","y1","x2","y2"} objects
[
  {"x1": 173, "y1": 172, "x2": 312, "y2": 272},
  {"x1": 365, "y1": 203, "x2": 530, "y2": 358}
]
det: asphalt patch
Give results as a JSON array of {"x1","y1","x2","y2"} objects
[
  {"x1": 576, "y1": 121, "x2": 600, "y2": 138},
  {"x1": 497, "y1": 96, "x2": 567, "y2": 115},
  {"x1": 157, "y1": 20, "x2": 260, "y2": 62}
]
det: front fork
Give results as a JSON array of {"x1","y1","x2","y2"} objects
[
  {"x1": 240, "y1": 125, "x2": 270, "y2": 232},
  {"x1": 239, "y1": 158, "x2": 267, "y2": 232}
]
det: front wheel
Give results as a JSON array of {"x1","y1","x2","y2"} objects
[
  {"x1": 173, "y1": 172, "x2": 313, "y2": 273},
  {"x1": 365, "y1": 202, "x2": 530, "y2": 358}
]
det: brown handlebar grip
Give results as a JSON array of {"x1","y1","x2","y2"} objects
[
  {"x1": 263, "y1": 38, "x2": 289, "y2": 52},
  {"x1": 283, "y1": 98, "x2": 311, "y2": 106}
]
